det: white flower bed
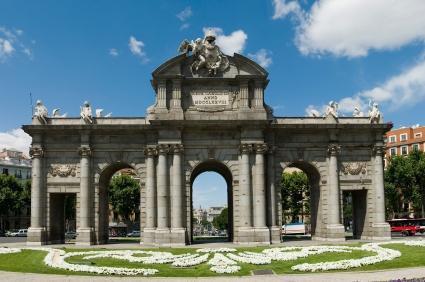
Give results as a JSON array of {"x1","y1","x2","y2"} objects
[
  {"x1": 196, "y1": 248, "x2": 236, "y2": 253},
  {"x1": 0, "y1": 240, "x2": 423, "y2": 275},
  {"x1": 208, "y1": 253, "x2": 240, "y2": 273},
  {"x1": 227, "y1": 252, "x2": 271, "y2": 265},
  {"x1": 0, "y1": 247, "x2": 22, "y2": 254},
  {"x1": 172, "y1": 253, "x2": 209, "y2": 267}
]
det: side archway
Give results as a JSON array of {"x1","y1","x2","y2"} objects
[
  {"x1": 280, "y1": 161, "x2": 322, "y2": 237},
  {"x1": 97, "y1": 162, "x2": 141, "y2": 244}
]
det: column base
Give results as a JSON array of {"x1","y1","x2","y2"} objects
[
  {"x1": 170, "y1": 228, "x2": 186, "y2": 246},
  {"x1": 367, "y1": 222, "x2": 391, "y2": 240},
  {"x1": 270, "y1": 226, "x2": 282, "y2": 244},
  {"x1": 154, "y1": 228, "x2": 171, "y2": 245},
  {"x1": 313, "y1": 224, "x2": 345, "y2": 241},
  {"x1": 27, "y1": 227, "x2": 46, "y2": 246},
  {"x1": 142, "y1": 228, "x2": 156, "y2": 245},
  {"x1": 76, "y1": 227, "x2": 94, "y2": 246},
  {"x1": 254, "y1": 227, "x2": 271, "y2": 244}
]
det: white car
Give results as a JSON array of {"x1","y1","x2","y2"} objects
[{"x1": 281, "y1": 223, "x2": 307, "y2": 235}]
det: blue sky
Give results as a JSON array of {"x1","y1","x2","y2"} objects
[{"x1": 1, "y1": 0, "x2": 425, "y2": 207}]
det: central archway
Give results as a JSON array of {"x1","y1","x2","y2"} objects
[{"x1": 189, "y1": 160, "x2": 233, "y2": 244}]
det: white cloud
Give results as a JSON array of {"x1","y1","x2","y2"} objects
[
  {"x1": 202, "y1": 27, "x2": 248, "y2": 55},
  {"x1": 176, "y1": 6, "x2": 192, "y2": 21},
  {"x1": 273, "y1": 0, "x2": 425, "y2": 58},
  {"x1": 272, "y1": 0, "x2": 304, "y2": 21},
  {"x1": 0, "y1": 26, "x2": 32, "y2": 62},
  {"x1": 0, "y1": 128, "x2": 32, "y2": 156},
  {"x1": 305, "y1": 58, "x2": 425, "y2": 116},
  {"x1": 128, "y1": 36, "x2": 148, "y2": 63},
  {"x1": 180, "y1": 23, "x2": 190, "y2": 31},
  {"x1": 109, "y1": 48, "x2": 119, "y2": 56},
  {"x1": 248, "y1": 49, "x2": 273, "y2": 68}
]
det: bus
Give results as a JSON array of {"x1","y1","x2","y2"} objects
[{"x1": 387, "y1": 218, "x2": 425, "y2": 236}]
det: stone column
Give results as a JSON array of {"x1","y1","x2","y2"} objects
[
  {"x1": 77, "y1": 146, "x2": 93, "y2": 245},
  {"x1": 239, "y1": 144, "x2": 252, "y2": 228},
  {"x1": 325, "y1": 144, "x2": 345, "y2": 240},
  {"x1": 239, "y1": 80, "x2": 249, "y2": 109},
  {"x1": 170, "y1": 144, "x2": 185, "y2": 245},
  {"x1": 171, "y1": 79, "x2": 182, "y2": 109},
  {"x1": 156, "y1": 144, "x2": 169, "y2": 230},
  {"x1": 253, "y1": 80, "x2": 264, "y2": 108},
  {"x1": 253, "y1": 143, "x2": 269, "y2": 243},
  {"x1": 143, "y1": 146, "x2": 157, "y2": 244},
  {"x1": 27, "y1": 146, "x2": 46, "y2": 245},
  {"x1": 371, "y1": 145, "x2": 391, "y2": 239},
  {"x1": 156, "y1": 79, "x2": 167, "y2": 111},
  {"x1": 267, "y1": 146, "x2": 280, "y2": 243},
  {"x1": 253, "y1": 144, "x2": 267, "y2": 228}
]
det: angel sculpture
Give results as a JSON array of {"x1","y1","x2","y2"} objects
[
  {"x1": 80, "y1": 101, "x2": 93, "y2": 124},
  {"x1": 368, "y1": 101, "x2": 381, "y2": 124},
  {"x1": 325, "y1": 101, "x2": 339, "y2": 118}
]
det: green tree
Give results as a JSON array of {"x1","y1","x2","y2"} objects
[
  {"x1": 108, "y1": 174, "x2": 140, "y2": 223},
  {"x1": 281, "y1": 171, "x2": 310, "y2": 223},
  {"x1": 212, "y1": 207, "x2": 228, "y2": 230},
  {"x1": 0, "y1": 174, "x2": 23, "y2": 230},
  {"x1": 385, "y1": 150, "x2": 425, "y2": 218}
]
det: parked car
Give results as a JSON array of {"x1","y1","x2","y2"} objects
[
  {"x1": 281, "y1": 223, "x2": 307, "y2": 235},
  {"x1": 12, "y1": 229, "x2": 28, "y2": 237},
  {"x1": 65, "y1": 231, "x2": 77, "y2": 240},
  {"x1": 127, "y1": 230, "x2": 141, "y2": 237},
  {"x1": 5, "y1": 229, "x2": 18, "y2": 237}
]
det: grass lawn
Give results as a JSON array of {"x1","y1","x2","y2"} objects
[{"x1": 0, "y1": 243, "x2": 424, "y2": 277}]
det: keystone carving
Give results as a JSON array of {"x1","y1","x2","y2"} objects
[
  {"x1": 29, "y1": 147, "x2": 44, "y2": 158},
  {"x1": 340, "y1": 162, "x2": 367, "y2": 175},
  {"x1": 50, "y1": 164, "x2": 77, "y2": 177}
]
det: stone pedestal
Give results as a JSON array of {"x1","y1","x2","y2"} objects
[
  {"x1": 368, "y1": 223, "x2": 391, "y2": 240},
  {"x1": 76, "y1": 227, "x2": 94, "y2": 246},
  {"x1": 233, "y1": 227, "x2": 256, "y2": 244},
  {"x1": 170, "y1": 228, "x2": 186, "y2": 246},
  {"x1": 155, "y1": 228, "x2": 171, "y2": 245},
  {"x1": 253, "y1": 227, "x2": 270, "y2": 244},
  {"x1": 142, "y1": 228, "x2": 156, "y2": 245},
  {"x1": 27, "y1": 227, "x2": 46, "y2": 246},
  {"x1": 269, "y1": 226, "x2": 281, "y2": 244}
]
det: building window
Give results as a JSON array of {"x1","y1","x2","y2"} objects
[
  {"x1": 389, "y1": 135, "x2": 396, "y2": 143},
  {"x1": 2, "y1": 168, "x2": 8, "y2": 175},
  {"x1": 390, "y1": 148, "x2": 397, "y2": 156},
  {"x1": 400, "y1": 133, "x2": 408, "y2": 142},
  {"x1": 15, "y1": 170, "x2": 22, "y2": 178},
  {"x1": 413, "y1": 144, "x2": 420, "y2": 151},
  {"x1": 401, "y1": 146, "x2": 408, "y2": 155},
  {"x1": 415, "y1": 132, "x2": 422, "y2": 138}
]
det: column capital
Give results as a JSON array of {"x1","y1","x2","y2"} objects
[
  {"x1": 78, "y1": 146, "x2": 92, "y2": 157},
  {"x1": 327, "y1": 143, "x2": 341, "y2": 156},
  {"x1": 171, "y1": 144, "x2": 184, "y2": 154},
  {"x1": 157, "y1": 144, "x2": 170, "y2": 155},
  {"x1": 240, "y1": 143, "x2": 252, "y2": 154},
  {"x1": 254, "y1": 143, "x2": 268, "y2": 154},
  {"x1": 144, "y1": 146, "x2": 157, "y2": 157},
  {"x1": 29, "y1": 146, "x2": 44, "y2": 158},
  {"x1": 372, "y1": 145, "x2": 385, "y2": 157}
]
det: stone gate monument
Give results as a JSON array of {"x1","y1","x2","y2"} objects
[{"x1": 23, "y1": 32, "x2": 391, "y2": 246}]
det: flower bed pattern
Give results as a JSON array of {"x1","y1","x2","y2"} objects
[{"x1": 0, "y1": 239, "x2": 424, "y2": 276}]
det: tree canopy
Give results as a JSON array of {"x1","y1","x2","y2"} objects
[
  {"x1": 212, "y1": 207, "x2": 228, "y2": 230},
  {"x1": 108, "y1": 174, "x2": 140, "y2": 222},
  {"x1": 281, "y1": 171, "x2": 310, "y2": 223},
  {"x1": 385, "y1": 149, "x2": 425, "y2": 218}
]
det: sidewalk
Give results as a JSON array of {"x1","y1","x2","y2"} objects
[{"x1": 1, "y1": 267, "x2": 425, "y2": 282}]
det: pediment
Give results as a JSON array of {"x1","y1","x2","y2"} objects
[{"x1": 152, "y1": 53, "x2": 268, "y2": 81}]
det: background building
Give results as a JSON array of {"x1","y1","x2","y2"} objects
[{"x1": 385, "y1": 124, "x2": 425, "y2": 160}]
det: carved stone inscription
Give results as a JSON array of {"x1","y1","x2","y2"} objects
[
  {"x1": 191, "y1": 89, "x2": 229, "y2": 106},
  {"x1": 50, "y1": 164, "x2": 77, "y2": 177}
]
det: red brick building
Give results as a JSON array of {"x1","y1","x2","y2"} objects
[{"x1": 385, "y1": 124, "x2": 425, "y2": 160}]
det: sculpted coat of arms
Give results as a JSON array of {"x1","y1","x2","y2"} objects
[{"x1": 178, "y1": 29, "x2": 230, "y2": 76}]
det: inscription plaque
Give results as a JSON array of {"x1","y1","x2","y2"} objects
[{"x1": 191, "y1": 90, "x2": 230, "y2": 106}]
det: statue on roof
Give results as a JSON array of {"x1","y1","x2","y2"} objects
[
  {"x1": 34, "y1": 100, "x2": 48, "y2": 124},
  {"x1": 368, "y1": 100, "x2": 381, "y2": 124},
  {"x1": 80, "y1": 101, "x2": 93, "y2": 124},
  {"x1": 178, "y1": 29, "x2": 229, "y2": 76},
  {"x1": 325, "y1": 101, "x2": 339, "y2": 118}
]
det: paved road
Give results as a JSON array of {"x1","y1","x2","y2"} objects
[
  {"x1": 0, "y1": 237, "x2": 26, "y2": 244},
  {"x1": 1, "y1": 267, "x2": 425, "y2": 282}
]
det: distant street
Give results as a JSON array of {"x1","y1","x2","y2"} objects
[{"x1": 0, "y1": 237, "x2": 26, "y2": 243}]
